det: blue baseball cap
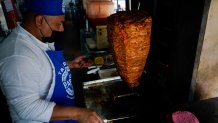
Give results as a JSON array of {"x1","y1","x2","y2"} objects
[{"x1": 25, "y1": 0, "x2": 65, "y2": 16}]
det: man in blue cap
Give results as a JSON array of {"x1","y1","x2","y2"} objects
[{"x1": 0, "y1": 0, "x2": 104, "y2": 123}]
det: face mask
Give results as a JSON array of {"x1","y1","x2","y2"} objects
[
  {"x1": 42, "y1": 31, "x2": 63, "y2": 43},
  {"x1": 41, "y1": 17, "x2": 63, "y2": 43}
]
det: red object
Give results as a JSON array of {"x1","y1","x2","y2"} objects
[
  {"x1": 4, "y1": 0, "x2": 19, "y2": 29},
  {"x1": 167, "y1": 111, "x2": 199, "y2": 123}
]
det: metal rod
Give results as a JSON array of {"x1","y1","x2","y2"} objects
[
  {"x1": 129, "y1": 0, "x2": 131, "y2": 11},
  {"x1": 113, "y1": 92, "x2": 139, "y2": 100}
]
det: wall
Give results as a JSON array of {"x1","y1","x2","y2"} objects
[{"x1": 192, "y1": 0, "x2": 218, "y2": 100}]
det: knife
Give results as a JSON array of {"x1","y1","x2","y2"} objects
[{"x1": 103, "y1": 115, "x2": 135, "y2": 123}]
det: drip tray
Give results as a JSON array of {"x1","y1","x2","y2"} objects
[{"x1": 83, "y1": 77, "x2": 141, "y2": 122}]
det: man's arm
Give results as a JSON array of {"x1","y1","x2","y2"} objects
[{"x1": 51, "y1": 105, "x2": 104, "y2": 123}]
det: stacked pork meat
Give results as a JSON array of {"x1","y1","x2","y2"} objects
[{"x1": 107, "y1": 10, "x2": 152, "y2": 87}]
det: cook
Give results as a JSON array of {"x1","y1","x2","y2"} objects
[{"x1": 0, "y1": 0, "x2": 104, "y2": 123}]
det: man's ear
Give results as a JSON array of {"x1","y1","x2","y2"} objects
[{"x1": 35, "y1": 15, "x2": 44, "y2": 28}]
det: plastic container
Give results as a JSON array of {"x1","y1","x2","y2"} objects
[{"x1": 84, "y1": 1, "x2": 114, "y2": 26}]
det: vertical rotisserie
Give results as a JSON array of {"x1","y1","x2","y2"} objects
[{"x1": 107, "y1": 10, "x2": 152, "y2": 87}]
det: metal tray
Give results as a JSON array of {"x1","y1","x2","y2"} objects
[
  {"x1": 98, "y1": 68, "x2": 118, "y2": 79},
  {"x1": 83, "y1": 77, "x2": 141, "y2": 121}
]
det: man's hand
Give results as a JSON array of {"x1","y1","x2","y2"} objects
[
  {"x1": 51, "y1": 105, "x2": 104, "y2": 123},
  {"x1": 67, "y1": 56, "x2": 93, "y2": 69}
]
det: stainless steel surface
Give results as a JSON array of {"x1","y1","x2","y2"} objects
[
  {"x1": 0, "y1": 3, "x2": 8, "y2": 31},
  {"x1": 98, "y1": 68, "x2": 118, "y2": 79},
  {"x1": 83, "y1": 77, "x2": 140, "y2": 121},
  {"x1": 83, "y1": 76, "x2": 121, "y2": 88}
]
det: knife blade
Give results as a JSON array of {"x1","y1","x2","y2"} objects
[{"x1": 103, "y1": 115, "x2": 136, "y2": 123}]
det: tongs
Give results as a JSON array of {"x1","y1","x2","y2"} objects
[{"x1": 86, "y1": 65, "x2": 100, "y2": 74}]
